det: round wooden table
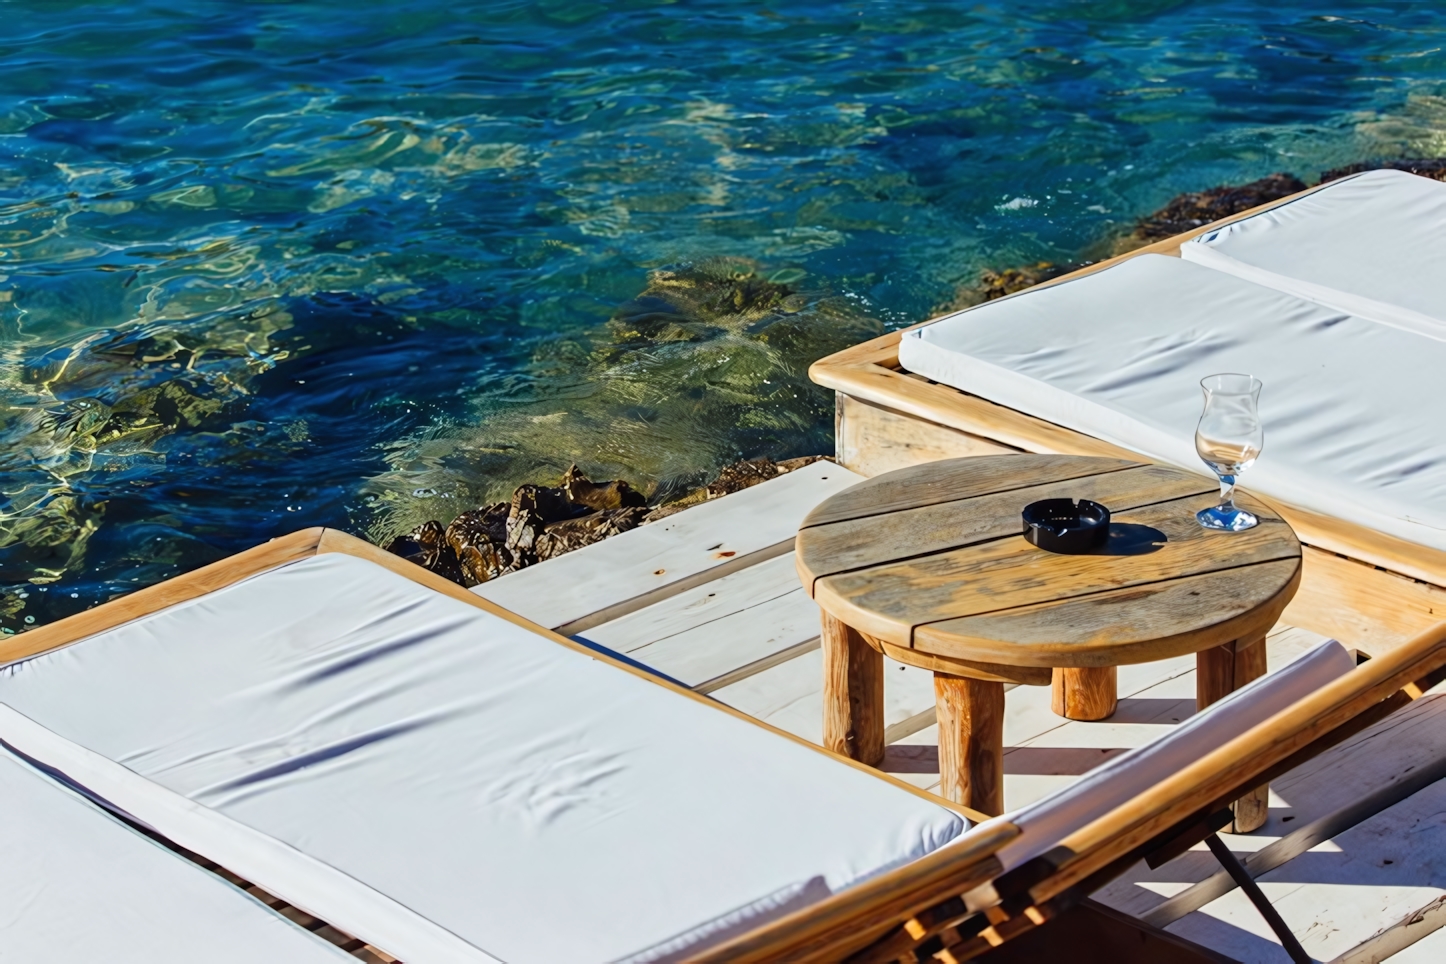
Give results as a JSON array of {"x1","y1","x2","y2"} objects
[{"x1": 796, "y1": 454, "x2": 1302, "y2": 824}]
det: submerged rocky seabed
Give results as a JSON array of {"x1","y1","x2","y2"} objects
[{"x1": 4, "y1": 2, "x2": 1446, "y2": 629}]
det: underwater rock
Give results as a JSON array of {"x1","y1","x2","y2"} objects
[
  {"x1": 363, "y1": 257, "x2": 881, "y2": 543},
  {"x1": 561, "y1": 464, "x2": 648, "y2": 511},
  {"x1": 705, "y1": 454, "x2": 828, "y2": 499},
  {"x1": 1320, "y1": 158, "x2": 1446, "y2": 183},
  {"x1": 1132, "y1": 173, "x2": 1308, "y2": 241},
  {"x1": 387, "y1": 466, "x2": 653, "y2": 587},
  {"x1": 384, "y1": 520, "x2": 465, "y2": 586}
]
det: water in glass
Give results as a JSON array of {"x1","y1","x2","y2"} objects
[{"x1": 1195, "y1": 373, "x2": 1263, "y2": 531}]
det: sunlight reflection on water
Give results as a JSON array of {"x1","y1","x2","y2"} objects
[{"x1": 2, "y1": 0, "x2": 1445, "y2": 629}]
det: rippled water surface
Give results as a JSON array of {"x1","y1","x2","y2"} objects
[{"x1": 3, "y1": 1, "x2": 1445, "y2": 629}]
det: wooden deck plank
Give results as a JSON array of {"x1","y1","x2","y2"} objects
[
  {"x1": 473, "y1": 460, "x2": 863, "y2": 631},
  {"x1": 1162, "y1": 773, "x2": 1446, "y2": 963},
  {"x1": 585, "y1": 582, "x2": 822, "y2": 688},
  {"x1": 709, "y1": 648, "x2": 939, "y2": 747},
  {"x1": 578, "y1": 552, "x2": 805, "y2": 653}
]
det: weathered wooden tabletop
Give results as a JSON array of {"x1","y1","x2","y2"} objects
[{"x1": 796, "y1": 454, "x2": 1303, "y2": 672}]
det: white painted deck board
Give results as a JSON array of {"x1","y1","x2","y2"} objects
[
  {"x1": 472, "y1": 461, "x2": 863, "y2": 629},
  {"x1": 1163, "y1": 771, "x2": 1446, "y2": 963},
  {"x1": 579, "y1": 552, "x2": 806, "y2": 654},
  {"x1": 592, "y1": 585, "x2": 821, "y2": 688},
  {"x1": 710, "y1": 648, "x2": 940, "y2": 746}
]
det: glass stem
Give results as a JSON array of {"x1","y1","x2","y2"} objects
[{"x1": 1218, "y1": 474, "x2": 1237, "y2": 510}]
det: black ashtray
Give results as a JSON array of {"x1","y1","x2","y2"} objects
[{"x1": 1022, "y1": 499, "x2": 1111, "y2": 554}]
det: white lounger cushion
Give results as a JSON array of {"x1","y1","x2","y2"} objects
[
  {"x1": 0, "y1": 552, "x2": 964, "y2": 964},
  {"x1": 898, "y1": 254, "x2": 1446, "y2": 552},
  {"x1": 983, "y1": 639, "x2": 1357, "y2": 871},
  {"x1": 1182, "y1": 169, "x2": 1446, "y2": 338},
  {"x1": 0, "y1": 745, "x2": 352, "y2": 963}
]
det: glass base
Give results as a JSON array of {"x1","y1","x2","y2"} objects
[{"x1": 1196, "y1": 504, "x2": 1259, "y2": 531}]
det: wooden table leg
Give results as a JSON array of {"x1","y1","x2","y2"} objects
[
  {"x1": 935, "y1": 672, "x2": 1005, "y2": 816},
  {"x1": 1051, "y1": 666, "x2": 1118, "y2": 721},
  {"x1": 821, "y1": 612, "x2": 884, "y2": 766},
  {"x1": 1197, "y1": 632, "x2": 1269, "y2": 833}
]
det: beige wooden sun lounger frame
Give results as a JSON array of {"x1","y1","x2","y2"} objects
[
  {"x1": 809, "y1": 181, "x2": 1446, "y2": 654},
  {"x1": 693, "y1": 617, "x2": 1446, "y2": 962}
]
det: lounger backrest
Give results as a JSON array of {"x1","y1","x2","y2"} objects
[{"x1": 983, "y1": 640, "x2": 1356, "y2": 872}]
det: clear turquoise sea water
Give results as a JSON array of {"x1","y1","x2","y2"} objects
[{"x1": 3, "y1": 1, "x2": 1445, "y2": 629}]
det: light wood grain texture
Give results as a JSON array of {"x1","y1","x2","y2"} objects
[
  {"x1": 1167, "y1": 778, "x2": 1446, "y2": 964},
  {"x1": 1103, "y1": 693, "x2": 1446, "y2": 964},
  {"x1": 1282, "y1": 545, "x2": 1446, "y2": 653},
  {"x1": 800, "y1": 453, "x2": 1138, "y2": 530},
  {"x1": 685, "y1": 820, "x2": 1018, "y2": 963},
  {"x1": 813, "y1": 490, "x2": 1298, "y2": 660},
  {"x1": 836, "y1": 393, "x2": 1020, "y2": 479},
  {"x1": 580, "y1": 552, "x2": 823, "y2": 688},
  {"x1": 796, "y1": 461, "x2": 1212, "y2": 589},
  {"x1": 873, "y1": 635, "x2": 1052, "y2": 686},
  {"x1": 710, "y1": 646, "x2": 942, "y2": 748},
  {"x1": 1197, "y1": 634, "x2": 1268, "y2": 834},
  {"x1": 919, "y1": 559, "x2": 1300, "y2": 668},
  {"x1": 822, "y1": 611, "x2": 885, "y2": 765},
  {"x1": 1052, "y1": 667, "x2": 1117, "y2": 721},
  {"x1": 936, "y1": 673, "x2": 1005, "y2": 815},
  {"x1": 474, "y1": 460, "x2": 863, "y2": 631},
  {"x1": 1136, "y1": 698, "x2": 1446, "y2": 930}
]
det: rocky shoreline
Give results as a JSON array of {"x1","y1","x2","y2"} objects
[
  {"x1": 386, "y1": 456, "x2": 827, "y2": 588},
  {"x1": 386, "y1": 157, "x2": 1445, "y2": 589}
]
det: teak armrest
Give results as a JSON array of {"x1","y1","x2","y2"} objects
[{"x1": 684, "y1": 820, "x2": 1020, "y2": 964}]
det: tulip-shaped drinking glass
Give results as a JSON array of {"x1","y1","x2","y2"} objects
[{"x1": 1195, "y1": 373, "x2": 1263, "y2": 531}]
